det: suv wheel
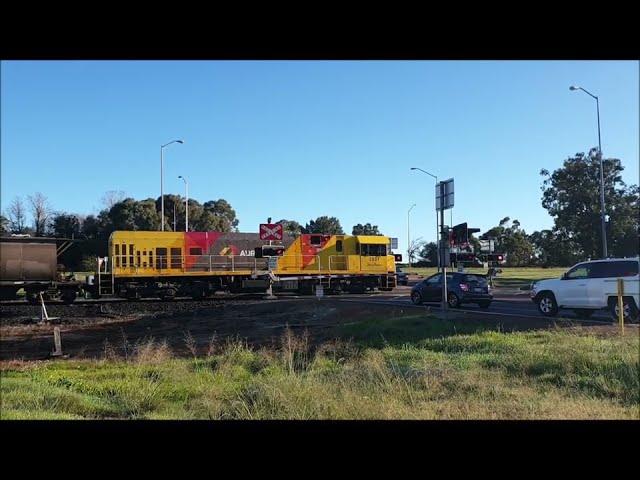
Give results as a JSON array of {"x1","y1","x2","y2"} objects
[
  {"x1": 610, "y1": 297, "x2": 639, "y2": 323},
  {"x1": 537, "y1": 292, "x2": 558, "y2": 317}
]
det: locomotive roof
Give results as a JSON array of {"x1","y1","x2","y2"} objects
[{"x1": 355, "y1": 235, "x2": 390, "y2": 244}]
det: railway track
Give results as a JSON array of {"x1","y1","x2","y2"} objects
[{"x1": 0, "y1": 290, "x2": 391, "y2": 307}]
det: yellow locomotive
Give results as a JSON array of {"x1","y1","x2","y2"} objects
[{"x1": 95, "y1": 230, "x2": 397, "y2": 299}]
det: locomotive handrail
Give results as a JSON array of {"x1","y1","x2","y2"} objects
[
  {"x1": 328, "y1": 255, "x2": 348, "y2": 271},
  {"x1": 110, "y1": 253, "x2": 392, "y2": 275}
]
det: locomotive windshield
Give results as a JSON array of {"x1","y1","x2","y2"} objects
[{"x1": 361, "y1": 244, "x2": 388, "y2": 256}]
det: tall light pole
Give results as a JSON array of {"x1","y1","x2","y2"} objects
[
  {"x1": 160, "y1": 139, "x2": 184, "y2": 231},
  {"x1": 570, "y1": 85, "x2": 607, "y2": 258},
  {"x1": 407, "y1": 203, "x2": 416, "y2": 267},
  {"x1": 410, "y1": 167, "x2": 439, "y2": 270},
  {"x1": 178, "y1": 175, "x2": 188, "y2": 232}
]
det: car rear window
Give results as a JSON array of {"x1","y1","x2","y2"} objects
[
  {"x1": 589, "y1": 261, "x2": 639, "y2": 278},
  {"x1": 464, "y1": 275, "x2": 487, "y2": 285}
]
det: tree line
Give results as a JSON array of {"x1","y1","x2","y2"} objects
[
  {"x1": 408, "y1": 151, "x2": 638, "y2": 267},
  {"x1": 1, "y1": 192, "x2": 383, "y2": 270},
  {"x1": 2, "y1": 150, "x2": 637, "y2": 269}
]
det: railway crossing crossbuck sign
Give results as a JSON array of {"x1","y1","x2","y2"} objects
[{"x1": 260, "y1": 223, "x2": 283, "y2": 241}]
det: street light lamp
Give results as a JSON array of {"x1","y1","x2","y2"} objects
[
  {"x1": 407, "y1": 203, "x2": 416, "y2": 267},
  {"x1": 160, "y1": 139, "x2": 184, "y2": 231},
  {"x1": 570, "y1": 85, "x2": 607, "y2": 258},
  {"x1": 178, "y1": 175, "x2": 189, "y2": 232},
  {"x1": 410, "y1": 167, "x2": 440, "y2": 270}
]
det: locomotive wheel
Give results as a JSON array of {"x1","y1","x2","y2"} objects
[
  {"x1": 191, "y1": 285, "x2": 207, "y2": 300},
  {"x1": 159, "y1": 289, "x2": 176, "y2": 301}
]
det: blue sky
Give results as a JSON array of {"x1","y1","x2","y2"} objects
[{"x1": 1, "y1": 61, "x2": 638, "y2": 254}]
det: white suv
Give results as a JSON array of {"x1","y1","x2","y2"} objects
[{"x1": 530, "y1": 258, "x2": 639, "y2": 322}]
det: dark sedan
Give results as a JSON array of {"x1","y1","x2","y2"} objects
[
  {"x1": 396, "y1": 267, "x2": 408, "y2": 286},
  {"x1": 410, "y1": 272, "x2": 492, "y2": 308}
]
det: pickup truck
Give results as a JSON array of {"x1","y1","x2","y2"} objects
[{"x1": 530, "y1": 257, "x2": 639, "y2": 322}]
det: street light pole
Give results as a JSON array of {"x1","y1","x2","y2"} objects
[
  {"x1": 160, "y1": 139, "x2": 184, "y2": 231},
  {"x1": 178, "y1": 175, "x2": 188, "y2": 232},
  {"x1": 410, "y1": 167, "x2": 439, "y2": 271},
  {"x1": 570, "y1": 86, "x2": 607, "y2": 258},
  {"x1": 407, "y1": 203, "x2": 416, "y2": 267}
]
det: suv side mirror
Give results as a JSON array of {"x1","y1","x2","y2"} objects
[{"x1": 561, "y1": 272, "x2": 568, "y2": 280}]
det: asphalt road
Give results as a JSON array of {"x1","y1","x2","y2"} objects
[{"x1": 336, "y1": 286, "x2": 636, "y2": 326}]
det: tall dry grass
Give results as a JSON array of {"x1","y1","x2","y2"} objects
[{"x1": 2, "y1": 324, "x2": 637, "y2": 420}]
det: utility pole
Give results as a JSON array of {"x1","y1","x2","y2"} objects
[
  {"x1": 439, "y1": 182, "x2": 448, "y2": 314},
  {"x1": 570, "y1": 85, "x2": 607, "y2": 258},
  {"x1": 160, "y1": 139, "x2": 184, "y2": 231}
]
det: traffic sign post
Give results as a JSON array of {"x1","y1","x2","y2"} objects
[
  {"x1": 268, "y1": 256, "x2": 278, "y2": 271},
  {"x1": 436, "y1": 180, "x2": 454, "y2": 315}
]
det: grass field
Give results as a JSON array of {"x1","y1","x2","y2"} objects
[
  {"x1": 403, "y1": 267, "x2": 568, "y2": 289},
  {"x1": 2, "y1": 314, "x2": 637, "y2": 419}
]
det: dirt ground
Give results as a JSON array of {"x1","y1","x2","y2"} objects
[{"x1": 2, "y1": 296, "x2": 628, "y2": 362}]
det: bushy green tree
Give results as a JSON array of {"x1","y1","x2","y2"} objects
[
  {"x1": 352, "y1": 223, "x2": 382, "y2": 235},
  {"x1": 109, "y1": 198, "x2": 161, "y2": 231},
  {"x1": 51, "y1": 213, "x2": 82, "y2": 238},
  {"x1": 481, "y1": 217, "x2": 534, "y2": 266},
  {"x1": 418, "y1": 241, "x2": 438, "y2": 265},
  {"x1": 540, "y1": 152, "x2": 639, "y2": 259},
  {"x1": 303, "y1": 216, "x2": 344, "y2": 235},
  {"x1": 529, "y1": 229, "x2": 581, "y2": 267},
  {"x1": 203, "y1": 199, "x2": 239, "y2": 232},
  {"x1": 277, "y1": 219, "x2": 303, "y2": 236}
]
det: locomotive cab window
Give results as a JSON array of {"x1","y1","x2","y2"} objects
[
  {"x1": 310, "y1": 235, "x2": 322, "y2": 246},
  {"x1": 361, "y1": 244, "x2": 386, "y2": 256},
  {"x1": 336, "y1": 240, "x2": 343, "y2": 253}
]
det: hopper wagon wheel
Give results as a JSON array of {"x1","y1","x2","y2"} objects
[
  {"x1": 26, "y1": 291, "x2": 40, "y2": 305},
  {"x1": 61, "y1": 289, "x2": 77, "y2": 304}
]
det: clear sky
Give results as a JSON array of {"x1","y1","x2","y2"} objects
[{"x1": 1, "y1": 61, "x2": 638, "y2": 254}]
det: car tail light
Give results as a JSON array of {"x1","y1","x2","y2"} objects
[{"x1": 460, "y1": 283, "x2": 469, "y2": 292}]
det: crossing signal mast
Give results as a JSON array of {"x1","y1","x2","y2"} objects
[{"x1": 449, "y1": 222, "x2": 481, "y2": 268}]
